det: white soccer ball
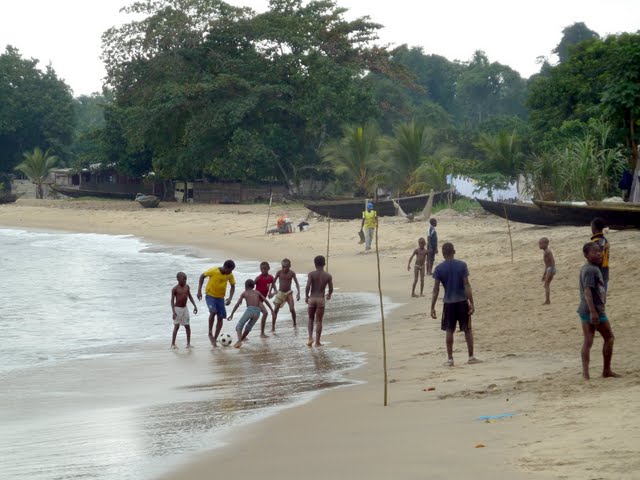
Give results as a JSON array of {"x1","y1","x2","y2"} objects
[{"x1": 219, "y1": 333, "x2": 233, "y2": 346}]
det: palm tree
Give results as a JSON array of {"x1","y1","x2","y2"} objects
[
  {"x1": 385, "y1": 121, "x2": 432, "y2": 194},
  {"x1": 14, "y1": 148, "x2": 61, "y2": 199},
  {"x1": 409, "y1": 156, "x2": 454, "y2": 194},
  {"x1": 321, "y1": 123, "x2": 384, "y2": 196},
  {"x1": 475, "y1": 130, "x2": 524, "y2": 183}
]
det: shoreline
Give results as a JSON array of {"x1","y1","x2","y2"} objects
[{"x1": 2, "y1": 199, "x2": 639, "y2": 479}]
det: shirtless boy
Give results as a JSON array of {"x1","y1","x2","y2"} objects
[
  {"x1": 254, "y1": 261, "x2": 275, "y2": 338},
  {"x1": 539, "y1": 237, "x2": 556, "y2": 305},
  {"x1": 578, "y1": 242, "x2": 618, "y2": 380},
  {"x1": 407, "y1": 237, "x2": 428, "y2": 297},
  {"x1": 170, "y1": 272, "x2": 198, "y2": 349},
  {"x1": 269, "y1": 258, "x2": 300, "y2": 330},
  {"x1": 305, "y1": 255, "x2": 333, "y2": 347},
  {"x1": 228, "y1": 279, "x2": 274, "y2": 348}
]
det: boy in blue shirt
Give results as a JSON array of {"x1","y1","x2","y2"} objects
[{"x1": 430, "y1": 242, "x2": 480, "y2": 366}]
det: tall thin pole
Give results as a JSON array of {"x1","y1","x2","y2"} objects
[
  {"x1": 326, "y1": 214, "x2": 331, "y2": 272},
  {"x1": 502, "y1": 203, "x2": 514, "y2": 263},
  {"x1": 375, "y1": 220, "x2": 388, "y2": 406},
  {"x1": 264, "y1": 190, "x2": 273, "y2": 235}
]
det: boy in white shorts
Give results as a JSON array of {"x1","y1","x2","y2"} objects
[{"x1": 171, "y1": 272, "x2": 198, "y2": 349}]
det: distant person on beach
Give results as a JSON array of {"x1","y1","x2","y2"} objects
[
  {"x1": 269, "y1": 258, "x2": 301, "y2": 330},
  {"x1": 228, "y1": 279, "x2": 274, "y2": 348},
  {"x1": 427, "y1": 218, "x2": 438, "y2": 275},
  {"x1": 539, "y1": 237, "x2": 556, "y2": 305},
  {"x1": 430, "y1": 242, "x2": 481, "y2": 366},
  {"x1": 590, "y1": 217, "x2": 610, "y2": 295},
  {"x1": 407, "y1": 237, "x2": 428, "y2": 297},
  {"x1": 170, "y1": 272, "x2": 198, "y2": 349},
  {"x1": 254, "y1": 261, "x2": 275, "y2": 338},
  {"x1": 305, "y1": 255, "x2": 333, "y2": 347},
  {"x1": 578, "y1": 242, "x2": 618, "y2": 380},
  {"x1": 359, "y1": 202, "x2": 377, "y2": 251},
  {"x1": 197, "y1": 260, "x2": 236, "y2": 347}
]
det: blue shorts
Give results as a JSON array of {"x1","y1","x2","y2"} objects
[
  {"x1": 579, "y1": 313, "x2": 608, "y2": 324},
  {"x1": 206, "y1": 295, "x2": 227, "y2": 318},
  {"x1": 236, "y1": 306, "x2": 261, "y2": 333}
]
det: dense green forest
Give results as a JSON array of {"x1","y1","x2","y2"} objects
[{"x1": 1, "y1": 0, "x2": 639, "y2": 200}]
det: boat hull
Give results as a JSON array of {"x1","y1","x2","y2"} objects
[
  {"x1": 534, "y1": 201, "x2": 640, "y2": 230},
  {"x1": 304, "y1": 191, "x2": 454, "y2": 220},
  {"x1": 476, "y1": 198, "x2": 566, "y2": 226}
]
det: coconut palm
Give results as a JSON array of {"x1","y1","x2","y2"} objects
[
  {"x1": 14, "y1": 148, "x2": 61, "y2": 199},
  {"x1": 322, "y1": 123, "x2": 384, "y2": 196},
  {"x1": 409, "y1": 156, "x2": 454, "y2": 194},
  {"x1": 384, "y1": 121, "x2": 432, "y2": 194},
  {"x1": 475, "y1": 130, "x2": 525, "y2": 183}
]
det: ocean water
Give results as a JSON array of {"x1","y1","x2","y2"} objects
[{"x1": 0, "y1": 228, "x2": 390, "y2": 480}]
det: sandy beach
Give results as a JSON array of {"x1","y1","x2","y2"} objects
[{"x1": 2, "y1": 198, "x2": 639, "y2": 480}]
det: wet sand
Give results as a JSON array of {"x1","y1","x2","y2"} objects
[{"x1": 1, "y1": 198, "x2": 639, "y2": 479}]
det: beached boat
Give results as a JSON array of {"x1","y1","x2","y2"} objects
[
  {"x1": 135, "y1": 193, "x2": 160, "y2": 208},
  {"x1": 51, "y1": 185, "x2": 142, "y2": 200},
  {"x1": 304, "y1": 191, "x2": 454, "y2": 219},
  {"x1": 533, "y1": 200, "x2": 640, "y2": 230},
  {"x1": 475, "y1": 198, "x2": 566, "y2": 226},
  {"x1": 0, "y1": 192, "x2": 19, "y2": 204}
]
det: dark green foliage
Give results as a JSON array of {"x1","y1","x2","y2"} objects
[
  {"x1": 0, "y1": 46, "x2": 75, "y2": 172},
  {"x1": 553, "y1": 22, "x2": 600, "y2": 64}
]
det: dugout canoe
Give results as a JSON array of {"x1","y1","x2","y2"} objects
[
  {"x1": 475, "y1": 198, "x2": 565, "y2": 226},
  {"x1": 304, "y1": 190, "x2": 454, "y2": 220},
  {"x1": 533, "y1": 200, "x2": 640, "y2": 230}
]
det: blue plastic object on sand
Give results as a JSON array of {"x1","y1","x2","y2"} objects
[{"x1": 477, "y1": 413, "x2": 516, "y2": 421}]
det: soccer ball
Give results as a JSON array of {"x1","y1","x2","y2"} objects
[{"x1": 219, "y1": 333, "x2": 233, "y2": 346}]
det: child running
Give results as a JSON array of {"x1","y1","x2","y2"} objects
[
  {"x1": 254, "y1": 261, "x2": 275, "y2": 338},
  {"x1": 407, "y1": 237, "x2": 428, "y2": 297},
  {"x1": 269, "y1": 258, "x2": 300, "y2": 330},
  {"x1": 305, "y1": 255, "x2": 333, "y2": 347},
  {"x1": 170, "y1": 272, "x2": 198, "y2": 349},
  {"x1": 427, "y1": 218, "x2": 438, "y2": 275},
  {"x1": 578, "y1": 242, "x2": 618, "y2": 380},
  {"x1": 228, "y1": 279, "x2": 273, "y2": 348},
  {"x1": 539, "y1": 237, "x2": 556, "y2": 305},
  {"x1": 197, "y1": 260, "x2": 236, "y2": 347}
]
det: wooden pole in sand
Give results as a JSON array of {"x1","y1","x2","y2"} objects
[
  {"x1": 264, "y1": 190, "x2": 273, "y2": 235},
  {"x1": 326, "y1": 214, "x2": 331, "y2": 272},
  {"x1": 374, "y1": 220, "x2": 389, "y2": 406},
  {"x1": 502, "y1": 202, "x2": 514, "y2": 263}
]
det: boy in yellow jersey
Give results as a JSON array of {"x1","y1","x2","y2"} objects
[
  {"x1": 197, "y1": 259, "x2": 236, "y2": 347},
  {"x1": 359, "y1": 202, "x2": 377, "y2": 251},
  {"x1": 590, "y1": 217, "x2": 609, "y2": 296}
]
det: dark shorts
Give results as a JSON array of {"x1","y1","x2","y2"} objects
[
  {"x1": 206, "y1": 295, "x2": 227, "y2": 318},
  {"x1": 441, "y1": 301, "x2": 470, "y2": 332},
  {"x1": 427, "y1": 251, "x2": 436, "y2": 262}
]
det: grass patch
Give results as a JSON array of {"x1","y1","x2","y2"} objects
[{"x1": 432, "y1": 198, "x2": 479, "y2": 214}]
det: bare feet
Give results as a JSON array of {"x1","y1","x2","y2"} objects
[
  {"x1": 186, "y1": 344, "x2": 192, "y2": 349},
  {"x1": 446, "y1": 359, "x2": 454, "y2": 366},
  {"x1": 260, "y1": 333, "x2": 269, "y2": 338},
  {"x1": 583, "y1": 371, "x2": 590, "y2": 380},
  {"x1": 270, "y1": 328, "x2": 276, "y2": 333},
  {"x1": 419, "y1": 294, "x2": 425, "y2": 297},
  {"x1": 170, "y1": 345, "x2": 178, "y2": 350},
  {"x1": 315, "y1": 341, "x2": 323, "y2": 347},
  {"x1": 467, "y1": 357, "x2": 483, "y2": 364},
  {"x1": 603, "y1": 370, "x2": 620, "y2": 378},
  {"x1": 411, "y1": 293, "x2": 418, "y2": 298},
  {"x1": 234, "y1": 341, "x2": 242, "y2": 348},
  {"x1": 543, "y1": 300, "x2": 551, "y2": 305},
  {"x1": 307, "y1": 339, "x2": 313, "y2": 347}
]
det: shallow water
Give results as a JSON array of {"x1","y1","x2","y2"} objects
[{"x1": 0, "y1": 229, "x2": 390, "y2": 480}]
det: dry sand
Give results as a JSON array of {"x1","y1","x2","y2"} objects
[{"x1": 2, "y1": 198, "x2": 639, "y2": 479}]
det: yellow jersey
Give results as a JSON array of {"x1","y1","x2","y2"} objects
[
  {"x1": 203, "y1": 267, "x2": 236, "y2": 298},
  {"x1": 362, "y1": 210, "x2": 377, "y2": 229}
]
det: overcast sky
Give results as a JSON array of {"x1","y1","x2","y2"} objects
[{"x1": 1, "y1": 0, "x2": 638, "y2": 96}]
